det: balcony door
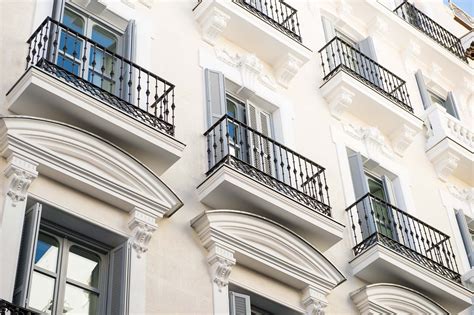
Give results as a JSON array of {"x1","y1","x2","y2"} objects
[{"x1": 57, "y1": 8, "x2": 122, "y2": 95}]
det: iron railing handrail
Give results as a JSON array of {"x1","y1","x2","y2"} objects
[
  {"x1": 394, "y1": 1, "x2": 467, "y2": 62},
  {"x1": 28, "y1": 17, "x2": 175, "y2": 88},
  {"x1": 346, "y1": 192, "x2": 451, "y2": 240},
  {"x1": 204, "y1": 114, "x2": 326, "y2": 174},
  {"x1": 0, "y1": 299, "x2": 40, "y2": 315}
]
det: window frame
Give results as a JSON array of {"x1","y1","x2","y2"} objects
[{"x1": 26, "y1": 220, "x2": 110, "y2": 315}]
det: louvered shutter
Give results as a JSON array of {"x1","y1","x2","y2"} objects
[
  {"x1": 258, "y1": 111, "x2": 273, "y2": 175},
  {"x1": 121, "y1": 20, "x2": 136, "y2": 101},
  {"x1": 348, "y1": 153, "x2": 374, "y2": 238},
  {"x1": 445, "y1": 92, "x2": 460, "y2": 119},
  {"x1": 359, "y1": 36, "x2": 378, "y2": 62},
  {"x1": 455, "y1": 210, "x2": 474, "y2": 267},
  {"x1": 13, "y1": 203, "x2": 43, "y2": 307},
  {"x1": 381, "y1": 175, "x2": 399, "y2": 241},
  {"x1": 358, "y1": 36, "x2": 383, "y2": 88},
  {"x1": 321, "y1": 16, "x2": 336, "y2": 42},
  {"x1": 205, "y1": 69, "x2": 227, "y2": 126},
  {"x1": 107, "y1": 241, "x2": 131, "y2": 315},
  {"x1": 229, "y1": 292, "x2": 251, "y2": 315},
  {"x1": 415, "y1": 70, "x2": 432, "y2": 110}
]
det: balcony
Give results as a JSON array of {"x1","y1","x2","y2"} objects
[
  {"x1": 0, "y1": 299, "x2": 39, "y2": 315},
  {"x1": 319, "y1": 37, "x2": 422, "y2": 155},
  {"x1": 346, "y1": 193, "x2": 472, "y2": 313},
  {"x1": 197, "y1": 115, "x2": 344, "y2": 250},
  {"x1": 6, "y1": 17, "x2": 185, "y2": 174},
  {"x1": 425, "y1": 105, "x2": 473, "y2": 185},
  {"x1": 193, "y1": 0, "x2": 311, "y2": 87},
  {"x1": 394, "y1": 1, "x2": 467, "y2": 62}
]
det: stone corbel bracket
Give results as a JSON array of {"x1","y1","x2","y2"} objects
[
  {"x1": 128, "y1": 208, "x2": 158, "y2": 258},
  {"x1": 302, "y1": 285, "x2": 329, "y2": 315},
  {"x1": 427, "y1": 150, "x2": 460, "y2": 182},
  {"x1": 275, "y1": 53, "x2": 304, "y2": 88},
  {"x1": 326, "y1": 87, "x2": 355, "y2": 119},
  {"x1": 389, "y1": 123, "x2": 418, "y2": 156},
  {"x1": 207, "y1": 244, "x2": 236, "y2": 291},
  {"x1": 4, "y1": 154, "x2": 38, "y2": 207},
  {"x1": 197, "y1": 7, "x2": 230, "y2": 46}
]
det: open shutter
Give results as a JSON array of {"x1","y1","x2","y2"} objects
[
  {"x1": 359, "y1": 36, "x2": 377, "y2": 62},
  {"x1": 455, "y1": 210, "x2": 474, "y2": 268},
  {"x1": 381, "y1": 175, "x2": 400, "y2": 241},
  {"x1": 258, "y1": 110, "x2": 273, "y2": 175},
  {"x1": 321, "y1": 16, "x2": 336, "y2": 42},
  {"x1": 348, "y1": 153, "x2": 374, "y2": 238},
  {"x1": 445, "y1": 92, "x2": 460, "y2": 119},
  {"x1": 107, "y1": 241, "x2": 131, "y2": 315},
  {"x1": 122, "y1": 20, "x2": 136, "y2": 62},
  {"x1": 13, "y1": 203, "x2": 42, "y2": 307},
  {"x1": 415, "y1": 70, "x2": 432, "y2": 110},
  {"x1": 121, "y1": 20, "x2": 136, "y2": 101},
  {"x1": 205, "y1": 69, "x2": 226, "y2": 126},
  {"x1": 246, "y1": 102, "x2": 261, "y2": 171},
  {"x1": 51, "y1": 0, "x2": 65, "y2": 21},
  {"x1": 381, "y1": 175, "x2": 397, "y2": 205},
  {"x1": 229, "y1": 292, "x2": 251, "y2": 315}
]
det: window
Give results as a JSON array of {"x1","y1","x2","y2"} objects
[
  {"x1": 228, "y1": 286, "x2": 300, "y2": 315},
  {"x1": 57, "y1": 7, "x2": 123, "y2": 93},
  {"x1": 14, "y1": 202, "x2": 130, "y2": 315},
  {"x1": 428, "y1": 90, "x2": 459, "y2": 118}
]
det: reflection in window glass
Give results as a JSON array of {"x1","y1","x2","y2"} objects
[
  {"x1": 63, "y1": 284, "x2": 99, "y2": 314},
  {"x1": 35, "y1": 233, "x2": 59, "y2": 273},
  {"x1": 29, "y1": 272, "x2": 55, "y2": 314},
  {"x1": 67, "y1": 246, "x2": 100, "y2": 288}
]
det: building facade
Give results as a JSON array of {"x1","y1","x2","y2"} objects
[{"x1": 0, "y1": 0, "x2": 473, "y2": 314}]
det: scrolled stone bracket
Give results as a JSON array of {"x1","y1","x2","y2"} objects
[
  {"x1": 128, "y1": 208, "x2": 158, "y2": 258},
  {"x1": 207, "y1": 244, "x2": 236, "y2": 292},
  {"x1": 3, "y1": 154, "x2": 38, "y2": 207},
  {"x1": 302, "y1": 286, "x2": 329, "y2": 315}
]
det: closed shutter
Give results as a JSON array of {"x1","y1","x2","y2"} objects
[
  {"x1": 321, "y1": 16, "x2": 336, "y2": 42},
  {"x1": 348, "y1": 152, "x2": 374, "y2": 238},
  {"x1": 455, "y1": 210, "x2": 474, "y2": 268},
  {"x1": 415, "y1": 70, "x2": 432, "y2": 110},
  {"x1": 121, "y1": 20, "x2": 136, "y2": 101},
  {"x1": 204, "y1": 69, "x2": 227, "y2": 126},
  {"x1": 13, "y1": 203, "x2": 43, "y2": 307},
  {"x1": 107, "y1": 241, "x2": 131, "y2": 315},
  {"x1": 229, "y1": 292, "x2": 251, "y2": 315},
  {"x1": 445, "y1": 92, "x2": 460, "y2": 119}
]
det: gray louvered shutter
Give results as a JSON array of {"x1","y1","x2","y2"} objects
[
  {"x1": 348, "y1": 152, "x2": 374, "y2": 238},
  {"x1": 455, "y1": 210, "x2": 474, "y2": 267},
  {"x1": 321, "y1": 16, "x2": 336, "y2": 42},
  {"x1": 13, "y1": 203, "x2": 43, "y2": 307},
  {"x1": 359, "y1": 36, "x2": 378, "y2": 62},
  {"x1": 121, "y1": 20, "x2": 136, "y2": 101},
  {"x1": 229, "y1": 292, "x2": 251, "y2": 315},
  {"x1": 205, "y1": 69, "x2": 227, "y2": 126},
  {"x1": 415, "y1": 70, "x2": 432, "y2": 109},
  {"x1": 107, "y1": 241, "x2": 131, "y2": 315},
  {"x1": 259, "y1": 111, "x2": 273, "y2": 175},
  {"x1": 445, "y1": 92, "x2": 460, "y2": 119},
  {"x1": 51, "y1": 0, "x2": 65, "y2": 21}
]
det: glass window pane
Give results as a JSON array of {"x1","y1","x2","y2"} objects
[
  {"x1": 63, "y1": 10, "x2": 85, "y2": 34},
  {"x1": 35, "y1": 233, "x2": 59, "y2": 273},
  {"x1": 91, "y1": 26, "x2": 117, "y2": 52},
  {"x1": 29, "y1": 271, "x2": 55, "y2": 314},
  {"x1": 67, "y1": 246, "x2": 100, "y2": 288},
  {"x1": 63, "y1": 284, "x2": 98, "y2": 315}
]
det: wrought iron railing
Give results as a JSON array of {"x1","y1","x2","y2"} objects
[
  {"x1": 319, "y1": 36, "x2": 413, "y2": 113},
  {"x1": 204, "y1": 115, "x2": 331, "y2": 216},
  {"x1": 346, "y1": 193, "x2": 461, "y2": 283},
  {"x1": 0, "y1": 299, "x2": 39, "y2": 315},
  {"x1": 394, "y1": 1, "x2": 467, "y2": 62},
  {"x1": 232, "y1": 0, "x2": 302, "y2": 42},
  {"x1": 25, "y1": 17, "x2": 176, "y2": 135}
]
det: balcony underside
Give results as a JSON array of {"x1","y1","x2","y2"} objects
[
  {"x1": 350, "y1": 240, "x2": 472, "y2": 314},
  {"x1": 197, "y1": 158, "x2": 344, "y2": 251},
  {"x1": 321, "y1": 70, "x2": 422, "y2": 154},
  {"x1": 6, "y1": 64, "x2": 185, "y2": 174}
]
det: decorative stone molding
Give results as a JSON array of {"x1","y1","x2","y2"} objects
[
  {"x1": 240, "y1": 54, "x2": 263, "y2": 93},
  {"x1": 207, "y1": 244, "x2": 235, "y2": 291},
  {"x1": 302, "y1": 286, "x2": 328, "y2": 315},
  {"x1": 3, "y1": 154, "x2": 38, "y2": 207},
  {"x1": 448, "y1": 184, "x2": 474, "y2": 203},
  {"x1": 342, "y1": 123, "x2": 394, "y2": 161},
  {"x1": 390, "y1": 124, "x2": 418, "y2": 156},
  {"x1": 198, "y1": 7, "x2": 230, "y2": 46},
  {"x1": 327, "y1": 87, "x2": 354, "y2": 119},
  {"x1": 275, "y1": 53, "x2": 303, "y2": 88},
  {"x1": 214, "y1": 47, "x2": 240, "y2": 67},
  {"x1": 128, "y1": 209, "x2": 158, "y2": 258},
  {"x1": 430, "y1": 151, "x2": 460, "y2": 182}
]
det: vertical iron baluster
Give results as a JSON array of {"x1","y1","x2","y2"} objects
[
  {"x1": 323, "y1": 170, "x2": 329, "y2": 207},
  {"x1": 146, "y1": 73, "x2": 150, "y2": 112},
  {"x1": 73, "y1": 32, "x2": 79, "y2": 75},
  {"x1": 171, "y1": 88, "x2": 176, "y2": 134},
  {"x1": 51, "y1": 21, "x2": 59, "y2": 64},
  {"x1": 285, "y1": 149, "x2": 292, "y2": 187},
  {"x1": 91, "y1": 43, "x2": 97, "y2": 86},
  {"x1": 137, "y1": 68, "x2": 142, "y2": 107},
  {"x1": 81, "y1": 36, "x2": 87, "y2": 79},
  {"x1": 26, "y1": 40, "x2": 32, "y2": 70}
]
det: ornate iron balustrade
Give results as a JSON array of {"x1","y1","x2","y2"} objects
[
  {"x1": 25, "y1": 17, "x2": 176, "y2": 135},
  {"x1": 232, "y1": 0, "x2": 302, "y2": 42},
  {"x1": 346, "y1": 193, "x2": 461, "y2": 283},
  {"x1": 0, "y1": 299, "x2": 39, "y2": 315},
  {"x1": 319, "y1": 36, "x2": 413, "y2": 113},
  {"x1": 204, "y1": 115, "x2": 331, "y2": 216},
  {"x1": 394, "y1": 1, "x2": 467, "y2": 62}
]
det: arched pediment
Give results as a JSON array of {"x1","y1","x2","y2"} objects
[
  {"x1": 351, "y1": 283, "x2": 449, "y2": 315},
  {"x1": 0, "y1": 116, "x2": 182, "y2": 217},
  {"x1": 191, "y1": 210, "x2": 345, "y2": 292}
]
